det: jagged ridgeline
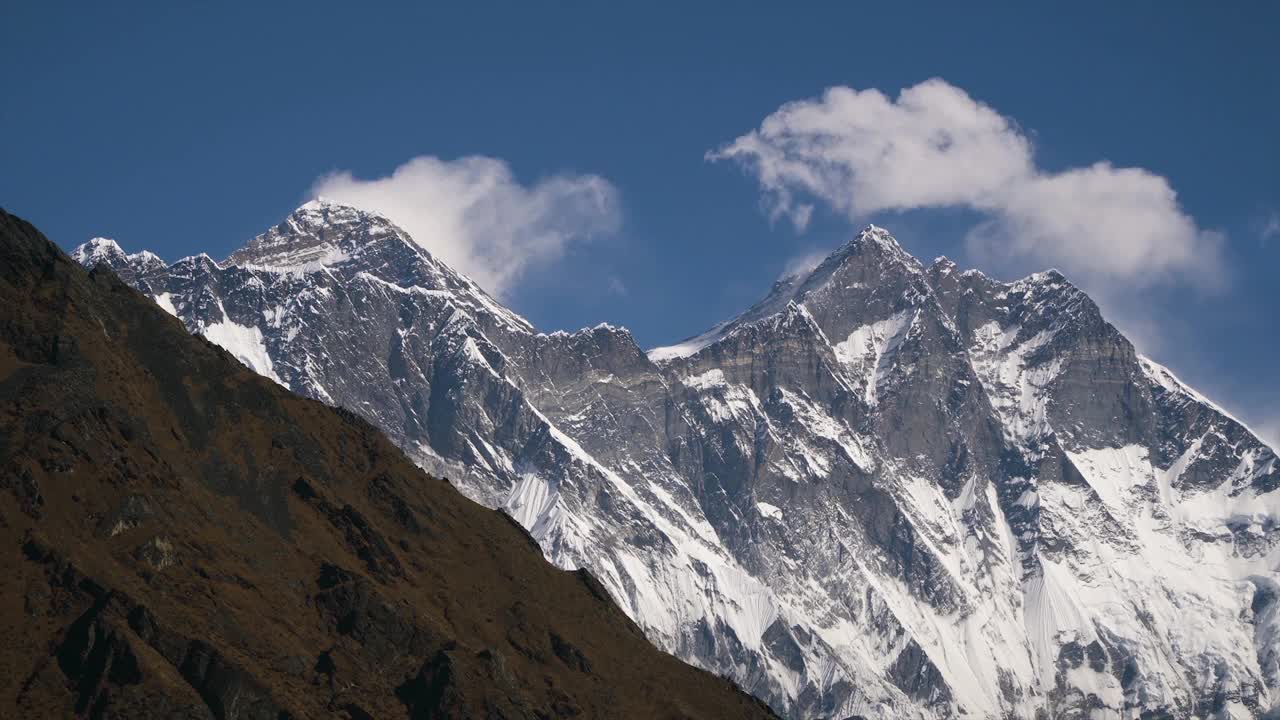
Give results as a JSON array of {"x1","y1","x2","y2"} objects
[
  {"x1": 0, "y1": 208, "x2": 779, "y2": 719},
  {"x1": 73, "y1": 200, "x2": 1280, "y2": 719}
]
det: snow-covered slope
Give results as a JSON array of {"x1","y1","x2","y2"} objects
[{"x1": 78, "y1": 206, "x2": 1280, "y2": 719}]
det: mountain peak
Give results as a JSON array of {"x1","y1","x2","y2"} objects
[
  {"x1": 1009, "y1": 267, "x2": 1085, "y2": 303},
  {"x1": 218, "y1": 202, "x2": 537, "y2": 333},
  {"x1": 855, "y1": 223, "x2": 906, "y2": 252},
  {"x1": 649, "y1": 224, "x2": 927, "y2": 362},
  {"x1": 289, "y1": 196, "x2": 393, "y2": 226},
  {"x1": 70, "y1": 236, "x2": 126, "y2": 266},
  {"x1": 69, "y1": 237, "x2": 167, "y2": 279},
  {"x1": 859, "y1": 223, "x2": 892, "y2": 241},
  {"x1": 287, "y1": 197, "x2": 393, "y2": 230},
  {"x1": 225, "y1": 199, "x2": 404, "y2": 270},
  {"x1": 298, "y1": 195, "x2": 341, "y2": 211},
  {"x1": 827, "y1": 224, "x2": 920, "y2": 274},
  {"x1": 1020, "y1": 267, "x2": 1067, "y2": 283}
]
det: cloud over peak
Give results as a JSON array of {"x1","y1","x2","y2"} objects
[
  {"x1": 311, "y1": 155, "x2": 620, "y2": 297},
  {"x1": 710, "y1": 78, "x2": 1224, "y2": 289}
]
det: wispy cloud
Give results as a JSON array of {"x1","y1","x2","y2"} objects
[
  {"x1": 606, "y1": 275, "x2": 628, "y2": 297},
  {"x1": 709, "y1": 79, "x2": 1225, "y2": 291},
  {"x1": 1261, "y1": 211, "x2": 1280, "y2": 247},
  {"x1": 778, "y1": 249, "x2": 830, "y2": 281},
  {"x1": 312, "y1": 155, "x2": 620, "y2": 297}
]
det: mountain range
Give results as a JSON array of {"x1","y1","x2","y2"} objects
[
  {"x1": 73, "y1": 198, "x2": 1280, "y2": 719},
  {"x1": 0, "y1": 207, "x2": 778, "y2": 719}
]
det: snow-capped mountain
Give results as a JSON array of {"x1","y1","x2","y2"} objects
[{"x1": 76, "y1": 200, "x2": 1280, "y2": 719}]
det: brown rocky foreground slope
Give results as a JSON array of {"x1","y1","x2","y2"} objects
[{"x1": 0, "y1": 208, "x2": 780, "y2": 720}]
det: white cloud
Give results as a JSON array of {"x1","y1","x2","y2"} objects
[
  {"x1": 710, "y1": 79, "x2": 1225, "y2": 289},
  {"x1": 311, "y1": 155, "x2": 620, "y2": 297}
]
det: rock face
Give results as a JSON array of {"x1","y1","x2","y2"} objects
[
  {"x1": 0, "y1": 208, "x2": 779, "y2": 720},
  {"x1": 80, "y1": 200, "x2": 1280, "y2": 719}
]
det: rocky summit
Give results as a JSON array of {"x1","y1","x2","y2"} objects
[
  {"x1": 0, "y1": 207, "x2": 779, "y2": 720},
  {"x1": 78, "y1": 200, "x2": 1280, "y2": 719}
]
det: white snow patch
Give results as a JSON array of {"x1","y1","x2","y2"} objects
[
  {"x1": 505, "y1": 473, "x2": 563, "y2": 542},
  {"x1": 201, "y1": 317, "x2": 281, "y2": 383},
  {"x1": 683, "y1": 368, "x2": 727, "y2": 390},
  {"x1": 833, "y1": 311, "x2": 914, "y2": 406},
  {"x1": 153, "y1": 293, "x2": 179, "y2": 317},
  {"x1": 1065, "y1": 444, "x2": 1152, "y2": 512},
  {"x1": 970, "y1": 322, "x2": 1062, "y2": 443},
  {"x1": 756, "y1": 502, "x2": 783, "y2": 521},
  {"x1": 775, "y1": 387, "x2": 874, "y2": 473}
]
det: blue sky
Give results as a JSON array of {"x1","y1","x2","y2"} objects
[{"x1": 3, "y1": 3, "x2": 1277, "y2": 442}]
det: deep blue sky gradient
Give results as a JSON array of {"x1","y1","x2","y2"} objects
[{"x1": 3, "y1": 3, "x2": 1277, "y2": 438}]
